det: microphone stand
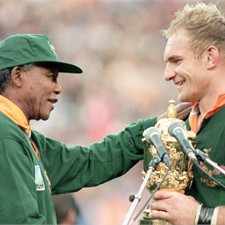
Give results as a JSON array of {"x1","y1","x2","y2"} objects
[
  {"x1": 194, "y1": 149, "x2": 225, "y2": 176},
  {"x1": 121, "y1": 156, "x2": 161, "y2": 225}
]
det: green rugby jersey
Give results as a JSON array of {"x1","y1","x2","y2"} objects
[{"x1": 188, "y1": 106, "x2": 225, "y2": 207}]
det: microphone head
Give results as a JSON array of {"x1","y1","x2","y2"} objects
[
  {"x1": 168, "y1": 121, "x2": 198, "y2": 162},
  {"x1": 143, "y1": 127, "x2": 160, "y2": 143},
  {"x1": 143, "y1": 126, "x2": 171, "y2": 166},
  {"x1": 168, "y1": 121, "x2": 186, "y2": 137}
]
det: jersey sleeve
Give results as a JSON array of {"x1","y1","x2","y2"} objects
[{"x1": 36, "y1": 117, "x2": 157, "y2": 194}]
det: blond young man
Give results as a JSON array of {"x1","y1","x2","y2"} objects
[{"x1": 149, "y1": 3, "x2": 225, "y2": 225}]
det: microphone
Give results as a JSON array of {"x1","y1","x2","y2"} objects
[
  {"x1": 143, "y1": 127, "x2": 171, "y2": 167},
  {"x1": 168, "y1": 122, "x2": 198, "y2": 162}
]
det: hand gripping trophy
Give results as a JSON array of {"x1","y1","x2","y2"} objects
[
  {"x1": 122, "y1": 100, "x2": 225, "y2": 225},
  {"x1": 140, "y1": 100, "x2": 194, "y2": 225}
]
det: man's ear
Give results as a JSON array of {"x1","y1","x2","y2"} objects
[
  {"x1": 10, "y1": 67, "x2": 24, "y2": 87},
  {"x1": 203, "y1": 45, "x2": 220, "y2": 70}
]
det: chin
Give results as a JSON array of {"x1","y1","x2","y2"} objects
[
  {"x1": 39, "y1": 112, "x2": 51, "y2": 121},
  {"x1": 177, "y1": 93, "x2": 193, "y2": 102},
  {"x1": 42, "y1": 115, "x2": 50, "y2": 120}
]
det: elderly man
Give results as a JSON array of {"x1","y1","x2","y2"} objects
[
  {"x1": 0, "y1": 34, "x2": 158, "y2": 224},
  {"x1": 149, "y1": 3, "x2": 225, "y2": 225}
]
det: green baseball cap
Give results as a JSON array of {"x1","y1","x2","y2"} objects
[{"x1": 0, "y1": 34, "x2": 82, "y2": 73}]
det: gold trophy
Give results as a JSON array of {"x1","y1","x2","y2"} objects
[{"x1": 140, "y1": 100, "x2": 194, "y2": 225}]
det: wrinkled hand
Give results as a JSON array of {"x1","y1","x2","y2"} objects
[
  {"x1": 159, "y1": 102, "x2": 192, "y2": 120},
  {"x1": 150, "y1": 190, "x2": 199, "y2": 225}
]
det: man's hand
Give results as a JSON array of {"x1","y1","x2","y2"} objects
[
  {"x1": 150, "y1": 190, "x2": 199, "y2": 225},
  {"x1": 217, "y1": 206, "x2": 225, "y2": 225}
]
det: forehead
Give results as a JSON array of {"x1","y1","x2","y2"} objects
[
  {"x1": 34, "y1": 63, "x2": 59, "y2": 75},
  {"x1": 164, "y1": 31, "x2": 193, "y2": 61}
]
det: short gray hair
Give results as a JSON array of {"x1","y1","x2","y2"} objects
[{"x1": 0, "y1": 63, "x2": 34, "y2": 93}]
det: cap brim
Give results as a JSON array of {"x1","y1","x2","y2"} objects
[
  {"x1": 35, "y1": 60, "x2": 83, "y2": 74},
  {"x1": 52, "y1": 61, "x2": 83, "y2": 73}
]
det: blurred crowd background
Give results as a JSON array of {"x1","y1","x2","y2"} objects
[{"x1": 0, "y1": 0, "x2": 223, "y2": 224}]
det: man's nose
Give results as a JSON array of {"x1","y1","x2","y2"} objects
[
  {"x1": 55, "y1": 82, "x2": 62, "y2": 95},
  {"x1": 164, "y1": 66, "x2": 176, "y2": 81}
]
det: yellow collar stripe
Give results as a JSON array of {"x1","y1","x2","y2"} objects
[{"x1": 0, "y1": 95, "x2": 31, "y2": 135}]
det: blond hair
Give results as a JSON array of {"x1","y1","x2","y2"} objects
[{"x1": 163, "y1": 2, "x2": 225, "y2": 56}]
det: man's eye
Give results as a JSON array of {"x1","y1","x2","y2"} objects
[
  {"x1": 47, "y1": 74, "x2": 57, "y2": 81},
  {"x1": 174, "y1": 59, "x2": 182, "y2": 64}
]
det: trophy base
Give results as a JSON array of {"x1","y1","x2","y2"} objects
[
  {"x1": 139, "y1": 211, "x2": 171, "y2": 225},
  {"x1": 139, "y1": 216, "x2": 151, "y2": 225},
  {"x1": 140, "y1": 218, "x2": 171, "y2": 225}
]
